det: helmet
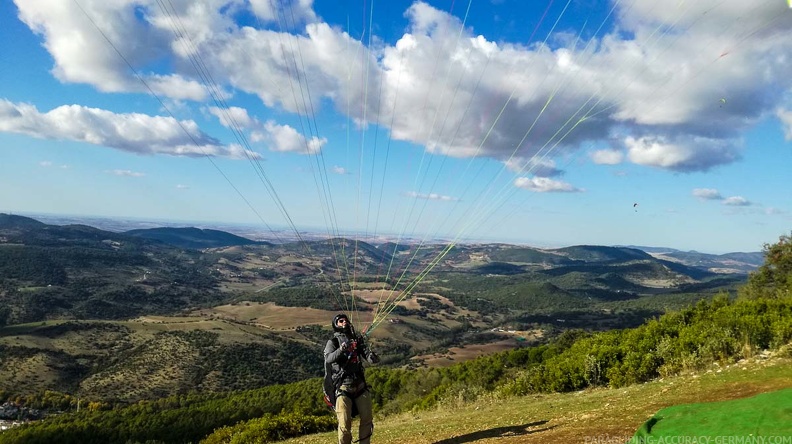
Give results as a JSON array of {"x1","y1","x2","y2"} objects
[{"x1": 332, "y1": 313, "x2": 350, "y2": 333}]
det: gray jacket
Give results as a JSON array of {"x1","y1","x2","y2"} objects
[{"x1": 324, "y1": 331, "x2": 379, "y2": 388}]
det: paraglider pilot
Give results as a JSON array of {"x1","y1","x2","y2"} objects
[{"x1": 324, "y1": 313, "x2": 380, "y2": 444}]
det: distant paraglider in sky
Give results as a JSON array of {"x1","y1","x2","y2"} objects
[
  {"x1": 633, "y1": 203, "x2": 639, "y2": 212},
  {"x1": 720, "y1": 98, "x2": 727, "y2": 108}
]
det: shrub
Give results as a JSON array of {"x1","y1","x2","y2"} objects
[{"x1": 200, "y1": 413, "x2": 336, "y2": 444}]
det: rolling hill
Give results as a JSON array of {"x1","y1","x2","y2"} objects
[
  {"x1": 0, "y1": 213, "x2": 759, "y2": 404},
  {"x1": 621, "y1": 245, "x2": 765, "y2": 273},
  {"x1": 124, "y1": 227, "x2": 269, "y2": 249}
]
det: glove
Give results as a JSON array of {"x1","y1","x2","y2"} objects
[{"x1": 340, "y1": 339, "x2": 350, "y2": 351}]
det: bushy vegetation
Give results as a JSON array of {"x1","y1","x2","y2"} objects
[
  {"x1": 426, "y1": 273, "x2": 593, "y2": 314},
  {"x1": 248, "y1": 286, "x2": 370, "y2": 311},
  {"x1": 500, "y1": 295, "x2": 792, "y2": 395},
  {"x1": 201, "y1": 413, "x2": 336, "y2": 444},
  {"x1": 0, "y1": 246, "x2": 69, "y2": 286},
  {"x1": 0, "y1": 325, "x2": 323, "y2": 403},
  {"x1": 739, "y1": 232, "x2": 792, "y2": 300},
  {"x1": 0, "y1": 281, "x2": 228, "y2": 324},
  {"x1": 0, "y1": 217, "x2": 232, "y2": 325},
  {"x1": 0, "y1": 379, "x2": 327, "y2": 444}
]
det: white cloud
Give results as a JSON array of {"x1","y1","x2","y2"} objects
[
  {"x1": 12, "y1": 0, "x2": 792, "y2": 174},
  {"x1": 693, "y1": 189, "x2": 753, "y2": 207},
  {"x1": 406, "y1": 191, "x2": 458, "y2": 201},
  {"x1": 256, "y1": 121, "x2": 326, "y2": 154},
  {"x1": 248, "y1": 0, "x2": 316, "y2": 24},
  {"x1": 778, "y1": 108, "x2": 792, "y2": 140},
  {"x1": 208, "y1": 106, "x2": 323, "y2": 155},
  {"x1": 624, "y1": 136, "x2": 740, "y2": 172},
  {"x1": 723, "y1": 196, "x2": 751, "y2": 206},
  {"x1": 692, "y1": 188, "x2": 723, "y2": 201},
  {"x1": 176, "y1": 184, "x2": 189, "y2": 189},
  {"x1": 590, "y1": 149, "x2": 624, "y2": 165},
  {"x1": 14, "y1": 0, "x2": 208, "y2": 100},
  {"x1": 332, "y1": 166, "x2": 349, "y2": 175},
  {"x1": 369, "y1": 0, "x2": 791, "y2": 172},
  {"x1": 0, "y1": 99, "x2": 252, "y2": 158},
  {"x1": 208, "y1": 106, "x2": 257, "y2": 129},
  {"x1": 513, "y1": 176, "x2": 582, "y2": 193},
  {"x1": 107, "y1": 169, "x2": 145, "y2": 177}
]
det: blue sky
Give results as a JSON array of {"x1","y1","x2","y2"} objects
[{"x1": 1, "y1": 0, "x2": 791, "y2": 254}]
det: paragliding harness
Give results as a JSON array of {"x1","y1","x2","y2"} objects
[{"x1": 322, "y1": 336, "x2": 368, "y2": 418}]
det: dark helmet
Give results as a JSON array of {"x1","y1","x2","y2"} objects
[{"x1": 332, "y1": 313, "x2": 351, "y2": 333}]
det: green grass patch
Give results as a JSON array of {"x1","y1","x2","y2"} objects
[{"x1": 634, "y1": 387, "x2": 792, "y2": 438}]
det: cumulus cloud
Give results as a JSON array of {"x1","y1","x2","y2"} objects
[
  {"x1": 15, "y1": 0, "x2": 207, "y2": 100},
  {"x1": 207, "y1": 106, "x2": 257, "y2": 129},
  {"x1": 624, "y1": 136, "x2": 740, "y2": 172},
  {"x1": 0, "y1": 99, "x2": 253, "y2": 158},
  {"x1": 12, "y1": 0, "x2": 792, "y2": 174},
  {"x1": 407, "y1": 191, "x2": 459, "y2": 201},
  {"x1": 332, "y1": 166, "x2": 349, "y2": 175},
  {"x1": 209, "y1": 106, "x2": 324, "y2": 154},
  {"x1": 590, "y1": 149, "x2": 624, "y2": 165},
  {"x1": 692, "y1": 188, "x2": 723, "y2": 201},
  {"x1": 513, "y1": 176, "x2": 582, "y2": 193},
  {"x1": 248, "y1": 0, "x2": 317, "y2": 25},
  {"x1": 723, "y1": 196, "x2": 751, "y2": 206},
  {"x1": 253, "y1": 121, "x2": 326, "y2": 154},
  {"x1": 693, "y1": 188, "x2": 753, "y2": 207}
]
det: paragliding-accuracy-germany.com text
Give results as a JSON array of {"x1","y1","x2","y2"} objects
[{"x1": 583, "y1": 436, "x2": 792, "y2": 444}]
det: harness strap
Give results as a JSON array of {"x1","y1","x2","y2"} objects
[{"x1": 336, "y1": 383, "x2": 368, "y2": 400}]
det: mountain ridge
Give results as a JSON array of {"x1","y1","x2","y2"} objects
[
  {"x1": 6, "y1": 213, "x2": 762, "y2": 255},
  {"x1": 124, "y1": 226, "x2": 271, "y2": 249}
]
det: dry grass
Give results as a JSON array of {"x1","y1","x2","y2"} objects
[
  {"x1": 281, "y1": 354, "x2": 792, "y2": 444},
  {"x1": 0, "y1": 353, "x2": 62, "y2": 393},
  {"x1": 413, "y1": 339, "x2": 522, "y2": 367},
  {"x1": 195, "y1": 302, "x2": 340, "y2": 330},
  {"x1": 0, "y1": 317, "x2": 287, "y2": 399}
]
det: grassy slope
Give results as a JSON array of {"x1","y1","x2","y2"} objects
[{"x1": 281, "y1": 352, "x2": 792, "y2": 444}]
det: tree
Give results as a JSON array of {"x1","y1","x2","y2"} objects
[
  {"x1": 0, "y1": 305, "x2": 9, "y2": 328},
  {"x1": 740, "y1": 232, "x2": 792, "y2": 300}
]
